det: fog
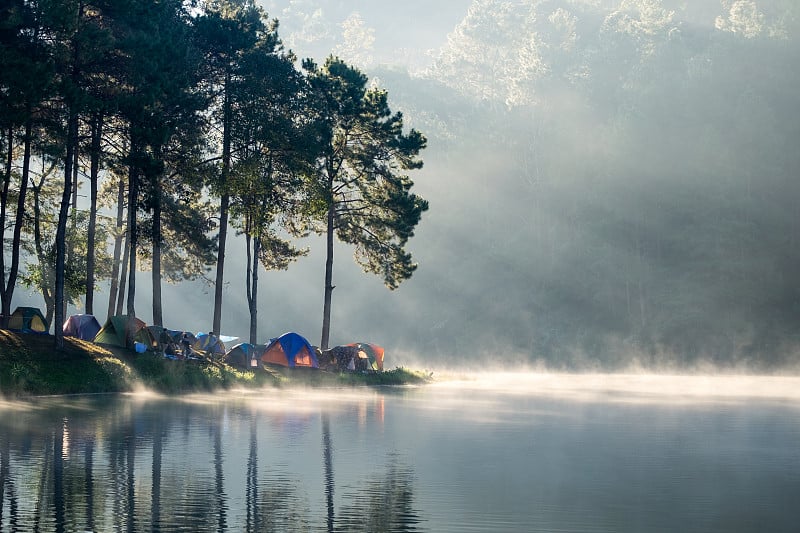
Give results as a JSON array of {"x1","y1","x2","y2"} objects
[{"x1": 15, "y1": 0, "x2": 800, "y2": 371}]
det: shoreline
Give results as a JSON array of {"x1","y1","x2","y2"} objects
[{"x1": 0, "y1": 330, "x2": 432, "y2": 398}]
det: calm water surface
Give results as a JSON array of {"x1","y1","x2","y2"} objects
[{"x1": 1, "y1": 373, "x2": 799, "y2": 532}]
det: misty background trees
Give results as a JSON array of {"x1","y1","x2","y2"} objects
[
  {"x1": 375, "y1": 0, "x2": 800, "y2": 369},
  {"x1": 258, "y1": 0, "x2": 800, "y2": 369},
  {"x1": 3, "y1": 0, "x2": 800, "y2": 370}
]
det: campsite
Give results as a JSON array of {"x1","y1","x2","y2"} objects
[{"x1": 0, "y1": 306, "x2": 428, "y2": 397}]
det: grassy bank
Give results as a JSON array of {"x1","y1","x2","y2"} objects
[{"x1": 0, "y1": 330, "x2": 431, "y2": 397}]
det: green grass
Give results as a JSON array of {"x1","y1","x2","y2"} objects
[{"x1": 0, "y1": 330, "x2": 432, "y2": 397}]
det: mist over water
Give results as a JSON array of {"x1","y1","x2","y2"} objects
[
  {"x1": 427, "y1": 371, "x2": 800, "y2": 405},
  {"x1": 3, "y1": 374, "x2": 799, "y2": 532}
]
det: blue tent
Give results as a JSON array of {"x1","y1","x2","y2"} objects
[
  {"x1": 63, "y1": 314, "x2": 101, "y2": 340},
  {"x1": 193, "y1": 332, "x2": 227, "y2": 356},
  {"x1": 261, "y1": 332, "x2": 319, "y2": 368}
]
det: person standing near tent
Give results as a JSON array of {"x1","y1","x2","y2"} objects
[
  {"x1": 181, "y1": 333, "x2": 192, "y2": 358},
  {"x1": 207, "y1": 332, "x2": 219, "y2": 360},
  {"x1": 159, "y1": 329, "x2": 172, "y2": 356}
]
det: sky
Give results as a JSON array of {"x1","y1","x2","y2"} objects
[{"x1": 15, "y1": 0, "x2": 800, "y2": 371}]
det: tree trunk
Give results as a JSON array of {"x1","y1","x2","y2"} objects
[
  {"x1": 55, "y1": 108, "x2": 78, "y2": 349},
  {"x1": 71, "y1": 138, "x2": 79, "y2": 211},
  {"x1": 86, "y1": 113, "x2": 102, "y2": 315},
  {"x1": 32, "y1": 179, "x2": 55, "y2": 327},
  {"x1": 0, "y1": 127, "x2": 12, "y2": 328},
  {"x1": 321, "y1": 203, "x2": 335, "y2": 350},
  {"x1": 107, "y1": 176, "x2": 126, "y2": 320},
  {"x1": 151, "y1": 163, "x2": 163, "y2": 327},
  {"x1": 212, "y1": 71, "x2": 233, "y2": 336},
  {"x1": 116, "y1": 234, "x2": 129, "y2": 316},
  {"x1": 125, "y1": 150, "x2": 138, "y2": 348},
  {"x1": 1, "y1": 118, "x2": 31, "y2": 329},
  {"x1": 245, "y1": 234, "x2": 260, "y2": 345},
  {"x1": 213, "y1": 194, "x2": 229, "y2": 336}
]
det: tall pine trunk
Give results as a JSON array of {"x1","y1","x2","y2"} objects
[
  {"x1": 32, "y1": 177, "x2": 55, "y2": 327},
  {"x1": 86, "y1": 112, "x2": 102, "y2": 314},
  {"x1": 213, "y1": 194, "x2": 229, "y2": 335},
  {"x1": 107, "y1": 176, "x2": 126, "y2": 320},
  {"x1": 321, "y1": 202, "x2": 335, "y2": 350},
  {"x1": 0, "y1": 127, "x2": 12, "y2": 327},
  {"x1": 245, "y1": 233, "x2": 259, "y2": 344},
  {"x1": 151, "y1": 163, "x2": 163, "y2": 327},
  {"x1": 1, "y1": 117, "x2": 31, "y2": 328},
  {"x1": 125, "y1": 147, "x2": 138, "y2": 347},
  {"x1": 116, "y1": 233, "x2": 129, "y2": 316},
  {"x1": 55, "y1": 108, "x2": 78, "y2": 349},
  {"x1": 212, "y1": 71, "x2": 232, "y2": 336}
]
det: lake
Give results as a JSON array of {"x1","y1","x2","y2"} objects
[{"x1": 1, "y1": 373, "x2": 799, "y2": 532}]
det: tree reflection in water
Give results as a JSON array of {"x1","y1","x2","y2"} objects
[
  {"x1": 334, "y1": 454, "x2": 422, "y2": 533},
  {"x1": 323, "y1": 413, "x2": 334, "y2": 533},
  {"x1": 0, "y1": 395, "x2": 423, "y2": 532},
  {"x1": 246, "y1": 413, "x2": 259, "y2": 532}
]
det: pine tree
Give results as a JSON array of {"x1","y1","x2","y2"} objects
[{"x1": 304, "y1": 57, "x2": 428, "y2": 349}]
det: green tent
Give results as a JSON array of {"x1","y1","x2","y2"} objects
[
  {"x1": 8, "y1": 306, "x2": 49, "y2": 333},
  {"x1": 94, "y1": 315, "x2": 146, "y2": 347}
]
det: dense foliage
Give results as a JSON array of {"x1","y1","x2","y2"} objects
[{"x1": 0, "y1": 0, "x2": 427, "y2": 350}]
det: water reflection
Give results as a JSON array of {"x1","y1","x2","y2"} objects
[
  {"x1": 335, "y1": 454, "x2": 421, "y2": 533},
  {"x1": 2, "y1": 375, "x2": 799, "y2": 532},
  {"x1": 0, "y1": 392, "x2": 420, "y2": 532},
  {"x1": 323, "y1": 413, "x2": 334, "y2": 533}
]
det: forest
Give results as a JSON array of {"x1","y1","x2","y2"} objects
[
  {"x1": 0, "y1": 0, "x2": 428, "y2": 351},
  {"x1": 360, "y1": 0, "x2": 800, "y2": 370}
]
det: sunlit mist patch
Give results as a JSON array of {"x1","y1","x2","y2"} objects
[
  {"x1": 427, "y1": 372, "x2": 800, "y2": 406},
  {"x1": 177, "y1": 387, "x2": 387, "y2": 414}
]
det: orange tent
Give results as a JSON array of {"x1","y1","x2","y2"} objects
[{"x1": 261, "y1": 332, "x2": 319, "y2": 368}]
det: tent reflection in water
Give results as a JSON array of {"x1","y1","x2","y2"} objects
[
  {"x1": 8, "y1": 306, "x2": 49, "y2": 333},
  {"x1": 260, "y1": 332, "x2": 319, "y2": 368}
]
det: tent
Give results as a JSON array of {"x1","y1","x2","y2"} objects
[
  {"x1": 224, "y1": 343, "x2": 263, "y2": 369},
  {"x1": 193, "y1": 332, "x2": 227, "y2": 357},
  {"x1": 63, "y1": 314, "x2": 101, "y2": 340},
  {"x1": 133, "y1": 325, "x2": 172, "y2": 353},
  {"x1": 8, "y1": 306, "x2": 48, "y2": 333},
  {"x1": 322, "y1": 345, "x2": 359, "y2": 371},
  {"x1": 261, "y1": 332, "x2": 319, "y2": 368},
  {"x1": 93, "y1": 315, "x2": 146, "y2": 347},
  {"x1": 347, "y1": 342, "x2": 385, "y2": 371},
  {"x1": 169, "y1": 330, "x2": 197, "y2": 356},
  {"x1": 140, "y1": 326, "x2": 162, "y2": 350},
  {"x1": 168, "y1": 330, "x2": 196, "y2": 345}
]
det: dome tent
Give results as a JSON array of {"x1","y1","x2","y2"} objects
[
  {"x1": 261, "y1": 332, "x2": 319, "y2": 368},
  {"x1": 8, "y1": 306, "x2": 48, "y2": 333},
  {"x1": 346, "y1": 342, "x2": 385, "y2": 371},
  {"x1": 94, "y1": 315, "x2": 146, "y2": 347},
  {"x1": 224, "y1": 342, "x2": 264, "y2": 369},
  {"x1": 63, "y1": 314, "x2": 101, "y2": 340}
]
